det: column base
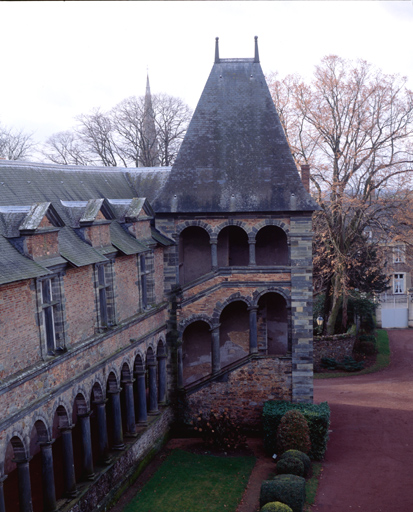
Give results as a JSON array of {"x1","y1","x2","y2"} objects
[
  {"x1": 148, "y1": 410, "x2": 160, "y2": 416},
  {"x1": 65, "y1": 490, "x2": 79, "y2": 499},
  {"x1": 125, "y1": 431, "x2": 138, "y2": 438},
  {"x1": 85, "y1": 473, "x2": 96, "y2": 482},
  {"x1": 137, "y1": 421, "x2": 148, "y2": 427},
  {"x1": 112, "y1": 443, "x2": 125, "y2": 451}
]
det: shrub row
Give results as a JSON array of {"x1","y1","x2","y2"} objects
[
  {"x1": 260, "y1": 475, "x2": 306, "y2": 512},
  {"x1": 263, "y1": 400, "x2": 330, "y2": 460}
]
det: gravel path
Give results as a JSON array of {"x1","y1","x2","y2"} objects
[{"x1": 313, "y1": 329, "x2": 413, "y2": 511}]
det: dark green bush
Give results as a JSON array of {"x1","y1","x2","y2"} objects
[
  {"x1": 358, "y1": 341, "x2": 377, "y2": 355},
  {"x1": 279, "y1": 450, "x2": 311, "y2": 477},
  {"x1": 321, "y1": 356, "x2": 364, "y2": 372},
  {"x1": 191, "y1": 408, "x2": 246, "y2": 451},
  {"x1": 276, "y1": 410, "x2": 311, "y2": 455},
  {"x1": 276, "y1": 457, "x2": 304, "y2": 477},
  {"x1": 359, "y1": 334, "x2": 376, "y2": 343},
  {"x1": 263, "y1": 401, "x2": 330, "y2": 460},
  {"x1": 261, "y1": 502, "x2": 293, "y2": 512},
  {"x1": 260, "y1": 475, "x2": 306, "y2": 512}
]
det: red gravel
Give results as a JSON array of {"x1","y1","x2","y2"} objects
[{"x1": 313, "y1": 329, "x2": 413, "y2": 511}]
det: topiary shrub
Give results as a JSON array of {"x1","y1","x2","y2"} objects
[
  {"x1": 261, "y1": 502, "x2": 293, "y2": 512},
  {"x1": 279, "y1": 450, "x2": 311, "y2": 478},
  {"x1": 276, "y1": 410, "x2": 311, "y2": 455},
  {"x1": 276, "y1": 457, "x2": 304, "y2": 477},
  {"x1": 263, "y1": 400, "x2": 330, "y2": 460},
  {"x1": 260, "y1": 475, "x2": 306, "y2": 512}
]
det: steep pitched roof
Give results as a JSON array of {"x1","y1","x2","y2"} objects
[{"x1": 154, "y1": 37, "x2": 318, "y2": 214}]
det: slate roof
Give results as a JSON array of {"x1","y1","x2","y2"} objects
[
  {"x1": 154, "y1": 38, "x2": 318, "y2": 213},
  {"x1": 0, "y1": 161, "x2": 174, "y2": 283},
  {"x1": 0, "y1": 235, "x2": 50, "y2": 285}
]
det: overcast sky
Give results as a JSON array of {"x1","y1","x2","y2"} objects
[{"x1": 1, "y1": 1, "x2": 412, "y2": 147}]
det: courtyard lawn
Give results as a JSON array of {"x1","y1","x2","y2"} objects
[{"x1": 122, "y1": 449, "x2": 255, "y2": 512}]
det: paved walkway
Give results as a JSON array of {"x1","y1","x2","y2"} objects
[{"x1": 313, "y1": 329, "x2": 413, "y2": 511}]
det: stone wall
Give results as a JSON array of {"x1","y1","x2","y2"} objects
[
  {"x1": 313, "y1": 334, "x2": 356, "y2": 371},
  {"x1": 185, "y1": 356, "x2": 292, "y2": 431}
]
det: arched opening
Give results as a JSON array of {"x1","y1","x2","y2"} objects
[
  {"x1": 72, "y1": 393, "x2": 95, "y2": 481},
  {"x1": 255, "y1": 225, "x2": 288, "y2": 266},
  {"x1": 146, "y1": 348, "x2": 159, "y2": 415},
  {"x1": 219, "y1": 301, "x2": 249, "y2": 367},
  {"x1": 257, "y1": 293, "x2": 289, "y2": 355},
  {"x1": 182, "y1": 321, "x2": 212, "y2": 385},
  {"x1": 106, "y1": 373, "x2": 124, "y2": 450},
  {"x1": 217, "y1": 226, "x2": 249, "y2": 267},
  {"x1": 90, "y1": 382, "x2": 109, "y2": 466},
  {"x1": 52, "y1": 406, "x2": 71, "y2": 502},
  {"x1": 3, "y1": 436, "x2": 29, "y2": 512},
  {"x1": 157, "y1": 342, "x2": 167, "y2": 404},
  {"x1": 179, "y1": 226, "x2": 211, "y2": 285},
  {"x1": 133, "y1": 355, "x2": 148, "y2": 424}
]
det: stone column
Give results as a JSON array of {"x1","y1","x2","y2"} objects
[
  {"x1": 147, "y1": 359, "x2": 159, "y2": 415},
  {"x1": 59, "y1": 426, "x2": 77, "y2": 498},
  {"x1": 210, "y1": 238, "x2": 218, "y2": 270},
  {"x1": 122, "y1": 379, "x2": 137, "y2": 437},
  {"x1": 158, "y1": 351, "x2": 167, "y2": 405},
  {"x1": 107, "y1": 388, "x2": 125, "y2": 450},
  {"x1": 14, "y1": 457, "x2": 33, "y2": 512},
  {"x1": 40, "y1": 441, "x2": 57, "y2": 512},
  {"x1": 248, "y1": 306, "x2": 258, "y2": 354},
  {"x1": 92, "y1": 400, "x2": 111, "y2": 464},
  {"x1": 78, "y1": 412, "x2": 95, "y2": 480},
  {"x1": 211, "y1": 325, "x2": 221, "y2": 374},
  {"x1": 0, "y1": 475, "x2": 7, "y2": 512},
  {"x1": 248, "y1": 239, "x2": 256, "y2": 266},
  {"x1": 177, "y1": 342, "x2": 184, "y2": 389},
  {"x1": 134, "y1": 368, "x2": 148, "y2": 425}
]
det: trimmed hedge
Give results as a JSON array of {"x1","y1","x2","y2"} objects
[
  {"x1": 276, "y1": 457, "x2": 304, "y2": 477},
  {"x1": 263, "y1": 401, "x2": 330, "y2": 460},
  {"x1": 261, "y1": 502, "x2": 293, "y2": 512},
  {"x1": 279, "y1": 450, "x2": 311, "y2": 478},
  {"x1": 260, "y1": 475, "x2": 306, "y2": 512}
]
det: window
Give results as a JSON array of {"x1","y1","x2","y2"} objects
[
  {"x1": 393, "y1": 245, "x2": 405, "y2": 264},
  {"x1": 140, "y1": 255, "x2": 147, "y2": 309},
  {"x1": 394, "y1": 273, "x2": 405, "y2": 294},
  {"x1": 96, "y1": 262, "x2": 116, "y2": 329},
  {"x1": 39, "y1": 275, "x2": 65, "y2": 355}
]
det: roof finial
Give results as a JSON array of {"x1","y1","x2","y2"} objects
[
  {"x1": 215, "y1": 37, "x2": 220, "y2": 64},
  {"x1": 254, "y1": 36, "x2": 260, "y2": 63}
]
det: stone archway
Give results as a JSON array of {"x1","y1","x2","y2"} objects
[
  {"x1": 257, "y1": 292, "x2": 289, "y2": 355},
  {"x1": 182, "y1": 320, "x2": 212, "y2": 385}
]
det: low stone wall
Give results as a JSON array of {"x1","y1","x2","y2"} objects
[
  {"x1": 66, "y1": 407, "x2": 174, "y2": 512},
  {"x1": 313, "y1": 334, "x2": 356, "y2": 371}
]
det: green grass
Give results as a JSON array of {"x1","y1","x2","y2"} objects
[
  {"x1": 315, "y1": 329, "x2": 390, "y2": 379},
  {"x1": 304, "y1": 462, "x2": 322, "y2": 508},
  {"x1": 122, "y1": 449, "x2": 256, "y2": 512}
]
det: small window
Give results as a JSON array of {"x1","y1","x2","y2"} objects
[
  {"x1": 39, "y1": 275, "x2": 65, "y2": 355},
  {"x1": 140, "y1": 255, "x2": 148, "y2": 309},
  {"x1": 393, "y1": 245, "x2": 405, "y2": 264},
  {"x1": 394, "y1": 273, "x2": 405, "y2": 294}
]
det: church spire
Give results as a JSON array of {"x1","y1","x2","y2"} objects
[{"x1": 140, "y1": 72, "x2": 159, "y2": 167}]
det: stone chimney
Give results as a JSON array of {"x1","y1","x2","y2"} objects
[{"x1": 300, "y1": 164, "x2": 310, "y2": 193}]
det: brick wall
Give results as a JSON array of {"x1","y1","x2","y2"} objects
[
  {"x1": 114, "y1": 255, "x2": 140, "y2": 321},
  {"x1": 154, "y1": 247, "x2": 165, "y2": 304},
  {"x1": 0, "y1": 280, "x2": 40, "y2": 380},
  {"x1": 64, "y1": 266, "x2": 96, "y2": 344},
  {"x1": 24, "y1": 231, "x2": 59, "y2": 260}
]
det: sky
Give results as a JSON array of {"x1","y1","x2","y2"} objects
[{"x1": 1, "y1": 1, "x2": 413, "y2": 148}]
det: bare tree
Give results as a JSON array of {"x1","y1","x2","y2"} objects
[
  {"x1": 153, "y1": 93, "x2": 193, "y2": 166},
  {"x1": 0, "y1": 123, "x2": 37, "y2": 161},
  {"x1": 43, "y1": 94, "x2": 192, "y2": 168},
  {"x1": 268, "y1": 56, "x2": 413, "y2": 333},
  {"x1": 42, "y1": 130, "x2": 91, "y2": 165}
]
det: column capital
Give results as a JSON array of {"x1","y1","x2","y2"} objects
[
  {"x1": 77, "y1": 410, "x2": 93, "y2": 419},
  {"x1": 248, "y1": 305, "x2": 258, "y2": 312},
  {"x1": 210, "y1": 323, "x2": 220, "y2": 333},
  {"x1": 12, "y1": 455, "x2": 32, "y2": 465},
  {"x1": 40, "y1": 439, "x2": 55, "y2": 448},
  {"x1": 107, "y1": 387, "x2": 122, "y2": 395},
  {"x1": 92, "y1": 398, "x2": 108, "y2": 406},
  {"x1": 58, "y1": 424, "x2": 74, "y2": 432},
  {"x1": 0, "y1": 474, "x2": 7, "y2": 484},
  {"x1": 121, "y1": 378, "x2": 135, "y2": 385}
]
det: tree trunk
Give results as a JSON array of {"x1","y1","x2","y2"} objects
[{"x1": 326, "y1": 277, "x2": 342, "y2": 335}]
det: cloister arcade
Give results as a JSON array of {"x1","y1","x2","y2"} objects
[
  {"x1": 180, "y1": 292, "x2": 290, "y2": 387},
  {"x1": 178, "y1": 221, "x2": 289, "y2": 285},
  {"x1": 1, "y1": 341, "x2": 168, "y2": 512}
]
